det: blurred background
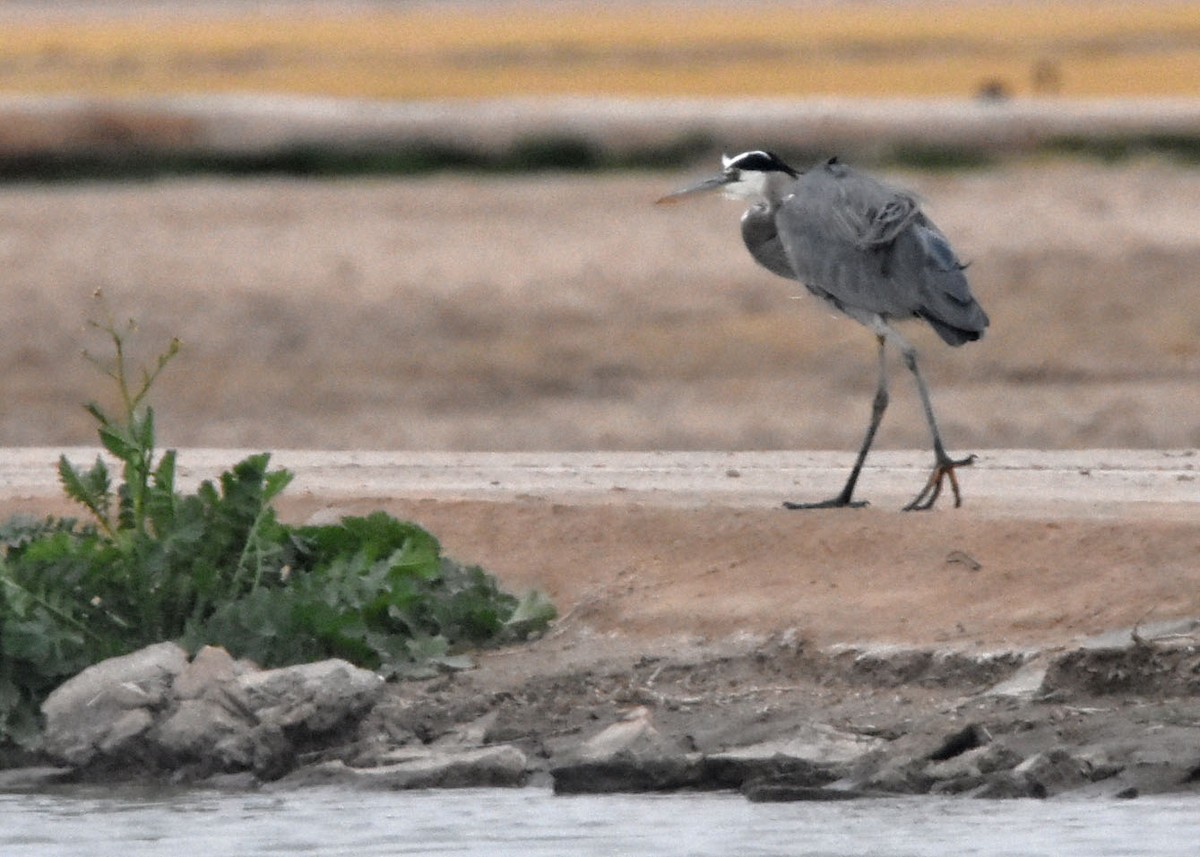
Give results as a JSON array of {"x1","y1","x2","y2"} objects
[{"x1": 0, "y1": 0, "x2": 1196, "y2": 452}]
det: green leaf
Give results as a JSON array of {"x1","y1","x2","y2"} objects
[
  {"x1": 137, "y1": 406, "x2": 156, "y2": 452},
  {"x1": 300, "y1": 512, "x2": 441, "y2": 570},
  {"x1": 147, "y1": 450, "x2": 178, "y2": 534},
  {"x1": 57, "y1": 455, "x2": 112, "y2": 529},
  {"x1": 83, "y1": 401, "x2": 113, "y2": 428},
  {"x1": 152, "y1": 449, "x2": 176, "y2": 494},
  {"x1": 504, "y1": 590, "x2": 558, "y2": 635},
  {"x1": 98, "y1": 424, "x2": 139, "y2": 463},
  {"x1": 404, "y1": 633, "x2": 450, "y2": 662},
  {"x1": 262, "y1": 465, "x2": 294, "y2": 504}
]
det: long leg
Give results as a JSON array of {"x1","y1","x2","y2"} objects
[
  {"x1": 784, "y1": 335, "x2": 888, "y2": 510},
  {"x1": 895, "y1": 338, "x2": 975, "y2": 512}
]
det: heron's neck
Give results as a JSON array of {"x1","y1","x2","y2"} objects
[
  {"x1": 754, "y1": 172, "x2": 794, "y2": 209},
  {"x1": 726, "y1": 171, "x2": 794, "y2": 209}
]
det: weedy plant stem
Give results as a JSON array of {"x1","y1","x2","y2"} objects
[{"x1": 80, "y1": 308, "x2": 181, "y2": 540}]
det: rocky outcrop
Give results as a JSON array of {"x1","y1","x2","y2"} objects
[
  {"x1": 30, "y1": 643, "x2": 534, "y2": 790},
  {"x1": 40, "y1": 643, "x2": 385, "y2": 781},
  {"x1": 14, "y1": 630, "x2": 1200, "y2": 799}
]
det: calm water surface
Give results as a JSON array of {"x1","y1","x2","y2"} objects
[{"x1": 3, "y1": 786, "x2": 1198, "y2": 857}]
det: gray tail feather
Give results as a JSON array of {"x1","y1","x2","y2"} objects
[
  {"x1": 907, "y1": 224, "x2": 990, "y2": 347},
  {"x1": 919, "y1": 308, "x2": 989, "y2": 347}
]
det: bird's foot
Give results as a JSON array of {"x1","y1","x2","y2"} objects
[
  {"x1": 902, "y1": 453, "x2": 977, "y2": 512},
  {"x1": 783, "y1": 495, "x2": 868, "y2": 511}
]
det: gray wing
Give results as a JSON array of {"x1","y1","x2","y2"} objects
[{"x1": 776, "y1": 161, "x2": 989, "y2": 346}]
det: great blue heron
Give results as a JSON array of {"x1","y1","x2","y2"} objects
[{"x1": 658, "y1": 150, "x2": 989, "y2": 511}]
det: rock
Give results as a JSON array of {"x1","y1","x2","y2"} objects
[
  {"x1": 357, "y1": 745, "x2": 528, "y2": 789},
  {"x1": 985, "y1": 657, "x2": 1049, "y2": 699},
  {"x1": 705, "y1": 724, "x2": 883, "y2": 790},
  {"x1": 926, "y1": 742, "x2": 1024, "y2": 794},
  {"x1": 973, "y1": 749, "x2": 1092, "y2": 798},
  {"x1": 41, "y1": 642, "x2": 189, "y2": 767},
  {"x1": 569, "y1": 707, "x2": 666, "y2": 758},
  {"x1": 551, "y1": 706, "x2": 704, "y2": 794},
  {"x1": 1084, "y1": 745, "x2": 1196, "y2": 798},
  {"x1": 1014, "y1": 749, "x2": 1092, "y2": 793},
  {"x1": 861, "y1": 757, "x2": 936, "y2": 795},
  {"x1": 858, "y1": 722, "x2": 995, "y2": 796},
  {"x1": 172, "y1": 646, "x2": 251, "y2": 701},
  {"x1": 432, "y1": 711, "x2": 500, "y2": 749},
  {"x1": 156, "y1": 659, "x2": 382, "y2": 780},
  {"x1": 0, "y1": 766, "x2": 75, "y2": 792},
  {"x1": 269, "y1": 759, "x2": 357, "y2": 788},
  {"x1": 234, "y1": 659, "x2": 384, "y2": 739},
  {"x1": 928, "y1": 723, "x2": 991, "y2": 761},
  {"x1": 743, "y1": 781, "x2": 883, "y2": 802},
  {"x1": 552, "y1": 754, "x2": 703, "y2": 795},
  {"x1": 276, "y1": 745, "x2": 528, "y2": 790},
  {"x1": 39, "y1": 646, "x2": 384, "y2": 782},
  {"x1": 973, "y1": 771, "x2": 1045, "y2": 799},
  {"x1": 154, "y1": 697, "x2": 257, "y2": 771}
]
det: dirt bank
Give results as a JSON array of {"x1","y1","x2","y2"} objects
[
  {"x1": 3, "y1": 448, "x2": 1198, "y2": 797},
  {"x1": 4, "y1": 448, "x2": 1197, "y2": 653},
  {"x1": 298, "y1": 452, "x2": 1199, "y2": 799}
]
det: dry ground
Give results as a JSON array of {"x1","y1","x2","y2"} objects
[
  {"x1": 0, "y1": 159, "x2": 1197, "y2": 453},
  {"x1": 0, "y1": 157, "x2": 1197, "y2": 658},
  {"x1": 2, "y1": 448, "x2": 1197, "y2": 655}
]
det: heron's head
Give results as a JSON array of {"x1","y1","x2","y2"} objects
[{"x1": 656, "y1": 150, "x2": 799, "y2": 206}]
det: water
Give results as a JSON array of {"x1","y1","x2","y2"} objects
[{"x1": 3, "y1": 786, "x2": 1198, "y2": 857}]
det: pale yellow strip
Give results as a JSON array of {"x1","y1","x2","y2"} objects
[{"x1": 0, "y1": 2, "x2": 1195, "y2": 99}]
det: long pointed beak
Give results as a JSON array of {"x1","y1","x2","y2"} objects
[{"x1": 655, "y1": 174, "x2": 731, "y2": 205}]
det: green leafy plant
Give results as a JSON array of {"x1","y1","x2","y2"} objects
[
  {"x1": 0, "y1": 308, "x2": 554, "y2": 748},
  {"x1": 187, "y1": 511, "x2": 556, "y2": 679}
]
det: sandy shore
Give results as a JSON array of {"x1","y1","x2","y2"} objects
[{"x1": 4, "y1": 447, "x2": 1197, "y2": 653}]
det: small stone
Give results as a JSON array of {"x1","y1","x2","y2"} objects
[
  {"x1": 173, "y1": 646, "x2": 246, "y2": 701},
  {"x1": 275, "y1": 745, "x2": 528, "y2": 790}
]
